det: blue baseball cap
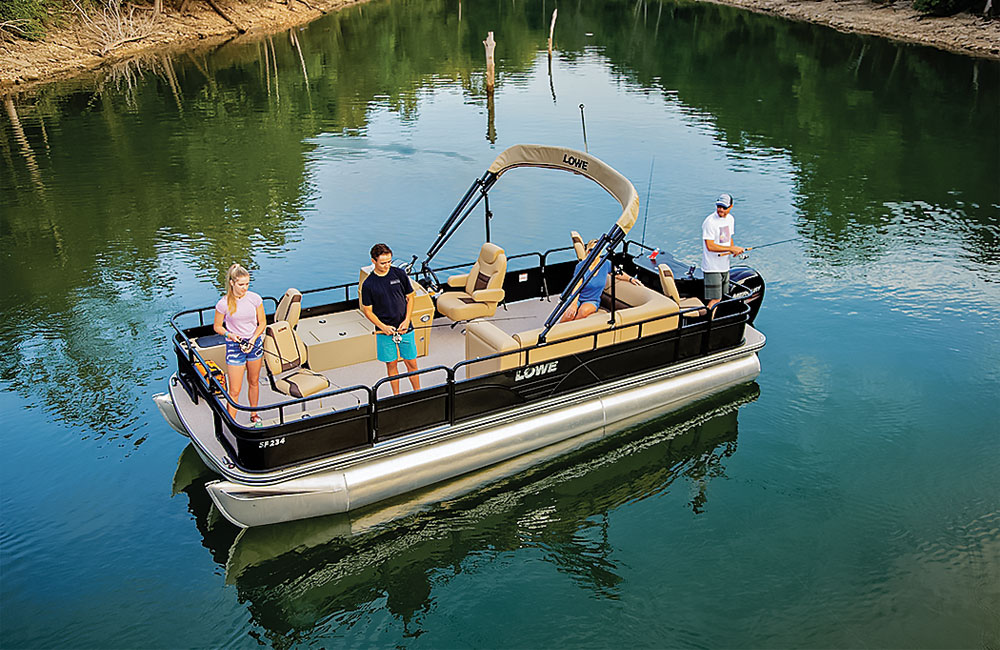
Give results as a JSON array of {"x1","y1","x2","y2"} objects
[{"x1": 716, "y1": 193, "x2": 733, "y2": 208}]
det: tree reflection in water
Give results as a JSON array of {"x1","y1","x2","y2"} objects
[
  {"x1": 1, "y1": 0, "x2": 995, "y2": 444},
  {"x1": 175, "y1": 384, "x2": 758, "y2": 646}
]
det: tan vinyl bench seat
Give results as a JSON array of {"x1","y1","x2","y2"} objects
[{"x1": 464, "y1": 279, "x2": 681, "y2": 378}]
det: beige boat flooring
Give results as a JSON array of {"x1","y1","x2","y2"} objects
[{"x1": 220, "y1": 297, "x2": 560, "y2": 426}]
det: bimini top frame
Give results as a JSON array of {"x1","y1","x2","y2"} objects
[{"x1": 420, "y1": 144, "x2": 641, "y2": 342}]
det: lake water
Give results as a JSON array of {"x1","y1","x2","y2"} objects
[{"x1": 2, "y1": 0, "x2": 998, "y2": 647}]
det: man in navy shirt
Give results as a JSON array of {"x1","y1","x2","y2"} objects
[{"x1": 360, "y1": 243, "x2": 420, "y2": 395}]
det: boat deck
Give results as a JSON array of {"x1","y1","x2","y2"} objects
[
  {"x1": 327, "y1": 297, "x2": 556, "y2": 397},
  {"x1": 198, "y1": 296, "x2": 560, "y2": 427}
]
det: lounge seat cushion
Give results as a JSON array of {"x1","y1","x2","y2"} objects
[
  {"x1": 657, "y1": 264, "x2": 705, "y2": 316},
  {"x1": 264, "y1": 320, "x2": 331, "y2": 399},
  {"x1": 464, "y1": 321, "x2": 521, "y2": 378},
  {"x1": 438, "y1": 243, "x2": 507, "y2": 322},
  {"x1": 436, "y1": 292, "x2": 496, "y2": 321},
  {"x1": 274, "y1": 369, "x2": 330, "y2": 399}
]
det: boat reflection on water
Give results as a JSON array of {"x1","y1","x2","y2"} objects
[{"x1": 173, "y1": 384, "x2": 758, "y2": 639}]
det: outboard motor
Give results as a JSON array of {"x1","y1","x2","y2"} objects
[{"x1": 729, "y1": 266, "x2": 765, "y2": 325}]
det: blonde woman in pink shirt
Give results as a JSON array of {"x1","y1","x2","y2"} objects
[{"x1": 213, "y1": 263, "x2": 266, "y2": 425}]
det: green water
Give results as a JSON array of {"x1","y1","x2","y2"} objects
[{"x1": 1, "y1": 0, "x2": 998, "y2": 647}]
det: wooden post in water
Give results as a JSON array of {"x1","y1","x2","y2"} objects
[
  {"x1": 483, "y1": 31, "x2": 496, "y2": 91},
  {"x1": 484, "y1": 31, "x2": 497, "y2": 143},
  {"x1": 547, "y1": 9, "x2": 557, "y2": 56},
  {"x1": 484, "y1": 31, "x2": 496, "y2": 91}
]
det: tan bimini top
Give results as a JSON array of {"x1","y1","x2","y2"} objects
[{"x1": 486, "y1": 144, "x2": 640, "y2": 236}]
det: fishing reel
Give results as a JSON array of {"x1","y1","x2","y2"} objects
[
  {"x1": 392, "y1": 332, "x2": 402, "y2": 344},
  {"x1": 238, "y1": 338, "x2": 253, "y2": 353}
]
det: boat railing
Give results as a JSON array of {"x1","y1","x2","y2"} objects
[
  {"x1": 624, "y1": 239, "x2": 657, "y2": 255},
  {"x1": 298, "y1": 280, "x2": 360, "y2": 305},
  {"x1": 174, "y1": 285, "x2": 752, "y2": 470},
  {"x1": 173, "y1": 283, "x2": 751, "y2": 427},
  {"x1": 169, "y1": 312, "x2": 376, "y2": 425},
  {"x1": 452, "y1": 295, "x2": 750, "y2": 374},
  {"x1": 170, "y1": 296, "x2": 280, "y2": 330}
]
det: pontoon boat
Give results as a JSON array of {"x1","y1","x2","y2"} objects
[{"x1": 155, "y1": 144, "x2": 766, "y2": 528}]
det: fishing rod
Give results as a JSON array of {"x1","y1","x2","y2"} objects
[
  {"x1": 744, "y1": 237, "x2": 800, "y2": 252},
  {"x1": 640, "y1": 157, "x2": 654, "y2": 248},
  {"x1": 372, "y1": 314, "x2": 540, "y2": 337},
  {"x1": 717, "y1": 237, "x2": 800, "y2": 258}
]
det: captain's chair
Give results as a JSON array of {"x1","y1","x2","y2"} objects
[
  {"x1": 263, "y1": 321, "x2": 330, "y2": 399},
  {"x1": 274, "y1": 288, "x2": 302, "y2": 329},
  {"x1": 436, "y1": 242, "x2": 507, "y2": 322},
  {"x1": 657, "y1": 264, "x2": 706, "y2": 317},
  {"x1": 570, "y1": 231, "x2": 586, "y2": 260}
]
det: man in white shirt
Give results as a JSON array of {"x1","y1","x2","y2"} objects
[{"x1": 701, "y1": 193, "x2": 744, "y2": 311}]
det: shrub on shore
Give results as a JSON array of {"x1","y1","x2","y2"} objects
[
  {"x1": 0, "y1": 0, "x2": 59, "y2": 40},
  {"x1": 912, "y1": 0, "x2": 980, "y2": 15}
]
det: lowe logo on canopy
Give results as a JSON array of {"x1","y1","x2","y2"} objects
[
  {"x1": 515, "y1": 361, "x2": 560, "y2": 381},
  {"x1": 562, "y1": 154, "x2": 589, "y2": 171}
]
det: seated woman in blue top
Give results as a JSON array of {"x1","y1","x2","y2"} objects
[{"x1": 561, "y1": 239, "x2": 640, "y2": 322}]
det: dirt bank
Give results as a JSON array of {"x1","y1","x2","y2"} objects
[
  {"x1": 1, "y1": 0, "x2": 998, "y2": 92},
  {"x1": 705, "y1": 0, "x2": 999, "y2": 59},
  {"x1": 0, "y1": 0, "x2": 365, "y2": 90}
]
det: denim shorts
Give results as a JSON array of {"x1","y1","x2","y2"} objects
[
  {"x1": 704, "y1": 271, "x2": 730, "y2": 301},
  {"x1": 376, "y1": 330, "x2": 417, "y2": 362},
  {"x1": 225, "y1": 337, "x2": 263, "y2": 366}
]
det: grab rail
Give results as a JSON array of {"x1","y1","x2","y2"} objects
[
  {"x1": 172, "y1": 288, "x2": 749, "y2": 427},
  {"x1": 452, "y1": 297, "x2": 749, "y2": 374},
  {"x1": 169, "y1": 316, "x2": 375, "y2": 433},
  {"x1": 168, "y1": 248, "x2": 755, "y2": 466}
]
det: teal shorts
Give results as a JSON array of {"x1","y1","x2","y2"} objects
[{"x1": 376, "y1": 329, "x2": 417, "y2": 362}]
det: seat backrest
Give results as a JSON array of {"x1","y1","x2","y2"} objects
[
  {"x1": 465, "y1": 321, "x2": 522, "y2": 378},
  {"x1": 274, "y1": 288, "x2": 303, "y2": 329},
  {"x1": 613, "y1": 284, "x2": 679, "y2": 344},
  {"x1": 464, "y1": 242, "x2": 507, "y2": 297},
  {"x1": 263, "y1": 321, "x2": 308, "y2": 376},
  {"x1": 656, "y1": 265, "x2": 682, "y2": 304},
  {"x1": 570, "y1": 231, "x2": 586, "y2": 260},
  {"x1": 514, "y1": 312, "x2": 617, "y2": 363}
]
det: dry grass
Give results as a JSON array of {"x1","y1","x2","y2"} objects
[{"x1": 70, "y1": 0, "x2": 158, "y2": 56}]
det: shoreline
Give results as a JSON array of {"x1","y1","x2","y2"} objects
[
  {"x1": 0, "y1": 0, "x2": 998, "y2": 93},
  {"x1": 706, "y1": 0, "x2": 999, "y2": 59},
  {"x1": 0, "y1": 0, "x2": 365, "y2": 91}
]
